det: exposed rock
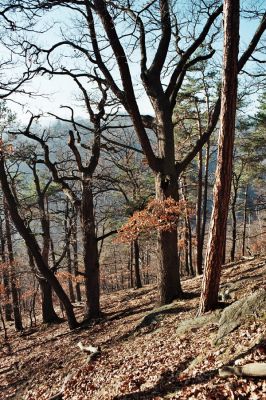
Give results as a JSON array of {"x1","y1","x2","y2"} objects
[
  {"x1": 218, "y1": 281, "x2": 242, "y2": 302},
  {"x1": 176, "y1": 309, "x2": 222, "y2": 337},
  {"x1": 216, "y1": 289, "x2": 266, "y2": 344},
  {"x1": 135, "y1": 301, "x2": 184, "y2": 332}
]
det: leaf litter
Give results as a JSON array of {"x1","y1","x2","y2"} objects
[{"x1": 0, "y1": 256, "x2": 265, "y2": 399}]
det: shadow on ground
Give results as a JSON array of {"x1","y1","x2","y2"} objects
[{"x1": 113, "y1": 356, "x2": 217, "y2": 399}]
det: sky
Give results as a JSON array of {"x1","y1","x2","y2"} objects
[{"x1": 2, "y1": 2, "x2": 265, "y2": 126}]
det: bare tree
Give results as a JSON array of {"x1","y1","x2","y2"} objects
[
  {"x1": 0, "y1": 145, "x2": 78, "y2": 329},
  {"x1": 2, "y1": 0, "x2": 266, "y2": 306},
  {"x1": 28, "y1": 159, "x2": 61, "y2": 323},
  {"x1": 14, "y1": 81, "x2": 119, "y2": 319}
]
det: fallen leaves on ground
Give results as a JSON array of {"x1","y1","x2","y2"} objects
[{"x1": 0, "y1": 256, "x2": 266, "y2": 399}]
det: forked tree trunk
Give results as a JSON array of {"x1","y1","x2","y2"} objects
[
  {"x1": 199, "y1": 0, "x2": 240, "y2": 314},
  {"x1": 81, "y1": 176, "x2": 100, "y2": 319}
]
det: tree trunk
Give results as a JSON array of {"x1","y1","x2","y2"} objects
[
  {"x1": 32, "y1": 166, "x2": 60, "y2": 323},
  {"x1": 50, "y1": 237, "x2": 56, "y2": 267},
  {"x1": 0, "y1": 157, "x2": 78, "y2": 330},
  {"x1": 222, "y1": 227, "x2": 227, "y2": 265},
  {"x1": 133, "y1": 239, "x2": 142, "y2": 288},
  {"x1": 27, "y1": 250, "x2": 38, "y2": 326},
  {"x1": 199, "y1": 0, "x2": 239, "y2": 314},
  {"x1": 183, "y1": 218, "x2": 190, "y2": 276},
  {"x1": 196, "y1": 146, "x2": 203, "y2": 275},
  {"x1": 4, "y1": 201, "x2": 23, "y2": 331},
  {"x1": 230, "y1": 178, "x2": 238, "y2": 261},
  {"x1": 40, "y1": 212, "x2": 59, "y2": 323},
  {"x1": 65, "y1": 201, "x2": 75, "y2": 302},
  {"x1": 0, "y1": 217, "x2": 12, "y2": 321},
  {"x1": 66, "y1": 245, "x2": 75, "y2": 303},
  {"x1": 180, "y1": 177, "x2": 194, "y2": 276},
  {"x1": 39, "y1": 278, "x2": 61, "y2": 323},
  {"x1": 201, "y1": 139, "x2": 210, "y2": 266},
  {"x1": 230, "y1": 202, "x2": 237, "y2": 262},
  {"x1": 81, "y1": 176, "x2": 100, "y2": 319},
  {"x1": 187, "y1": 216, "x2": 194, "y2": 277},
  {"x1": 0, "y1": 304, "x2": 7, "y2": 340},
  {"x1": 72, "y1": 212, "x2": 81, "y2": 302},
  {"x1": 155, "y1": 171, "x2": 182, "y2": 304},
  {"x1": 242, "y1": 185, "x2": 248, "y2": 256}
]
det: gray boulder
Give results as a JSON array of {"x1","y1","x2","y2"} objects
[{"x1": 216, "y1": 289, "x2": 266, "y2": 344}]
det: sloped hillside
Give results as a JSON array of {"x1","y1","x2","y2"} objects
[{"x1": 1, "y1": 256, "x2": 266, "y2": 400}]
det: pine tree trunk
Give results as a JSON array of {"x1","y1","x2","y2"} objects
[
  {"x1": 183, "y1": 218, "x2": 190, "y2": 276},
  {"x1": 196, "y1": 147, "x2": 203, "y2": 275},
  {"x1": 199, "y1": 0, "x2": 240, "y2": 314},
  {"x1": 81, "y1": 176, "x2": 100, "y2": 319},
  {"x1": 201, "y1": 140, "x2": 210, "y2": 265},
  {"x1": 187, "y1": 217, "x2": 194, "y2": 277},
  {"x1": 181, "y1": 177, "x2": 194, "y2": 276}
]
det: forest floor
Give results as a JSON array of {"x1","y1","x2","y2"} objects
[{"x1": 1, "y1": 255, "x2": 266, "y2": 400}]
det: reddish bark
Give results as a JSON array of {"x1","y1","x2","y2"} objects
[{"x1": 199, "y1": 0, "x2": 240, "y2": 313}]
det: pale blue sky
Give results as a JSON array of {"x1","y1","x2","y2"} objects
[{"x1": 4, "y1": 3, "x2": 265, "y2": 125}]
